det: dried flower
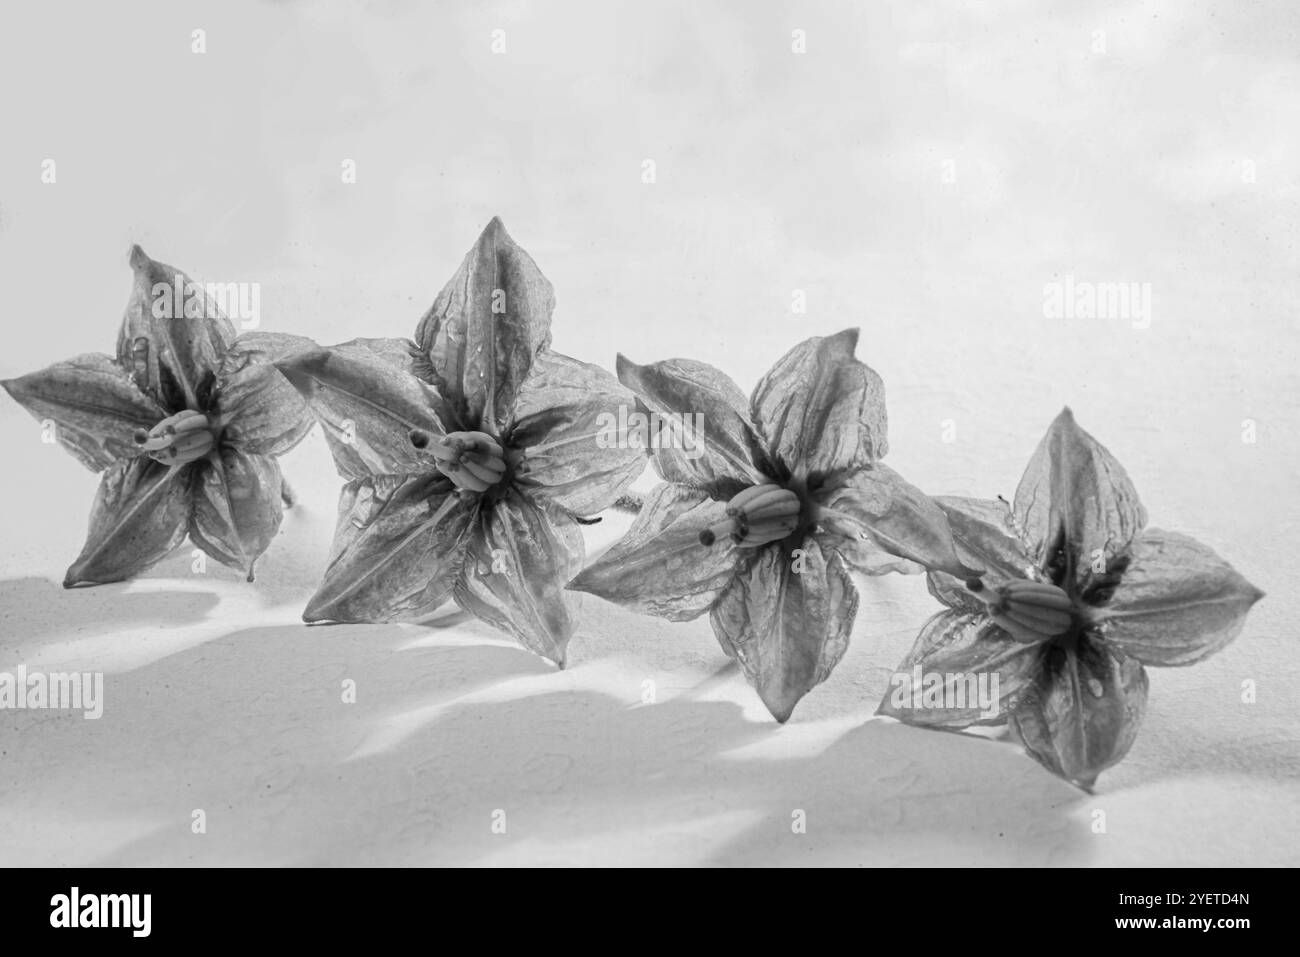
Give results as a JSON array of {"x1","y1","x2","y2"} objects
[
  {"x1": 275, "y1": 218, "x2": 644, "y2": 666},
  {"x1": 878, "y1": 408, "x2": 1264, "y2": 788},
  {"x1": 1, "y1": 246, "x2": 314, "y2": 585},
  {"x1": 569, "y1": 330, "x2": 974, "y2": 721}
]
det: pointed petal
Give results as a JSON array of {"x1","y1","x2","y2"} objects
[
  {"x1": 64, "y1": 457, "x2": 190, "y2": 586},
  {"x1": 709, "y1": 539, "x2": 859, "y2": 722},
  {"x1": 2, "y1": 353, "x2": 165, "y2": 471},
  {"x1": 216, "y1": 331, "x2": 318, "y2": 456},
  {"x1": 1013, "y1": 408, "x2": 1147, "y2": 594},
  {"x1": 507, "y1": 350, "x2": 647, "y2": 516},
  {"x1": 1011, "y1": 639, "x2": 1148, "y2": 789},
  {"x1": 117, "y1": 245, "x2": 236, "y2": 410},
  {"x1": 275, "y1": 342, "x2": 448, "y2": 480},
  {"x1": 304, "y1": 473, "x2": 475, "y2": 622},
  {"x1": 751, "y1": 329, "x2": 887, "y2": 479},
  {"x1": 568, "y1": 483, "x2": 744, "y2": 621},
  {"x1": 188, "y1": 449, "x2": 285, "y2": 577},
  {"x1": 415, "y1": 218, "x2": 554, "y2": 433},
  {"x1": 927, "y1": 496, "x2": 1038, "y2": 612},
  {"x1": 876, "y1": 610, "x2": 1043, "y2": 728},
  {"x1": 455, "y1": 489, "x2": 584, "y2": 665},
  {"x1": 615, "y1": 354, "x2": 768, "y2": 492},
  {"x1": 815, "y1": 463, "x2": 975, "y2": 578},
  {"x1": 1093, "y1": 529, "x2": 1264, "y2": 666}
]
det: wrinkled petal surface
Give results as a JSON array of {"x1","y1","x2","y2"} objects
[
  {"x1": 1011, "y1": 638, "x2": 1148, "y2": 789},
  {"x1": 415, "y1": 218, "x2": 554, "y2": 433},
  {"x1": 64, "y1": 457, "x2": 190, "y2": 586},
  {"x1": 876, "y1": 610, "x2": 1042, "y2": 727},
  {"x1": 709, "y1": 539, "x2": 859, "y2": 721},
  {"x1": 927, "y1": 495, "x2": 1038, "y2": 612},
  {"x1": 188, "y1": 448, "x2": 286, "y2": 577},
  {"x1": 276, "y1": 342, "x2": 447, "y2": 480},
  {"x1": 568, "y1": 483, "x2": 743, "y2": 621},
  {"x1": 217, "y1": 331, "x2": 317, "y2": 456},
  {"x1": 615, "y1": 354, "x2": 768, "y2": 492},
  {"x1": 751, "y1": 329, "x2": 887, "y2": 479},
  {"x1": 2, "y1": 353, "x2": 165, "y2": 471},
  {"x1": 455, "y1": 489, "x2": 583, "y2": 666},
  {"x1": 508, "y1": 350, "x2": 646, "y2": 516},
  {"x1": 305, "y1": 473, "x2": 475, "y2": 623},
  {"x1": 1093, "y1": 529, "x2": 1263, "y2": 666},
  {"x1": 1013, "y1": 408, "x2": 1147, "y2": 594}
]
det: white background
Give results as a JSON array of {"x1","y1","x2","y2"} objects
[{"x1": 0, "y1": 0, "x2": 1296, "y2": 865}]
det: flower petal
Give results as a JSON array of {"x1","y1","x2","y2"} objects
[
  {"x1": 454, "y1": 489, "x2": 584, "y2": 666},
  {"x1": 1010, "y1": 638, "x2": 1148, "y2": 789},
  {"x1": 188, "y1": 448, "x2": 286, "y2": 578},
  {"x1": 567, "y1": 483, "x2": 744, "y2": 621},
  {"x1": 927, "y1": 496, "x2": 1038, "y2": 612},
  {"x1": 816, "y1": 463, "x2": 975, "y2": 578},
  {"x1": 117, "y1": 245, "x2": 236, "y2": 410},
  {"x1": 2, "y1": 353, "x2": 166, "y2": 471},
  {"x1": 709, "y1": 539, "x2": 859, "y2": 722},
  {"x1": 1013, "y1": 408, "x2": 1147, "y2": 594},
  {"x1": 750, "y1": 328, "x2": 887, "y2": 479},
  {"x1": 615, "y1": 354, "x2": 768, "y2": 492},
  {"x1": 876, "y1": 610, "x2": 1043, "y2": 728},
  {"x1": 275, "y1": 342, "x2": 448, "y2": 480},
  {"x1": 507, "y1": 350, "x2": 646, "y2": 516},
  {"x1": 1093, "y1": 529, "x2": 1264, "y2": 666},
  {"x1": 415, "y1": 218, "x2": 554, "y2": 434},
  {"x1": 216, "y1": 331, "x2": 317, "y2": 456},
  {"x1": 64, "y1": 457, "x2": 190, "y2": 586},
  {"x1": 304, "y1": 473, "x2": 475, "y2": 623}
]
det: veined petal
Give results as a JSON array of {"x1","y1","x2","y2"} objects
[
  {"x1": 188, "y1": 448, "x2": 285, "y2": 579},
  {"x1": 2, "y1": 353, "x2": 166, "y2": 471},
  {"x1": 507, "y1": 350, "x2": 646, "y2": 516},
  {"x1": 117, "y1": 245, "x2": 236, "y2": 410},
  {"x1": 615, "y1": 354, "x2": 768, "y2": 493},
  {"x1": 1093, "y1": 529, "x2": 1264, "y2": 666},
  {"x1": 64, "y1": 457, "x2": 190, "y2": 586},
  {"x1": 1011, "y1": 638, "x2": 1148, "y2": 789},
  {"x1": 815, "y1": 463, "x2": 974, "y2": 579},
  {"x1": 1013, "y1": 408, "x2": 1147, "y2": 595},
  {"x1": 275, "y1": 343, "x2": 447, "y2": 480},
  {"x1": 927, "y1": 496, "x2": 1038, "y2": 612},
  {"x1": 876, "y1": 610, "x2": 1043, "y2": 728},
  {"x1": 750, "y1": 329, "x2": 887, "y2": 479},
  {"x1": 567, "y1": 483, "x2": 744, "y2": 621},
  {"x1": 304, "y1": 473, "x2": 475, "y2": 623},
  {"x1": 455, "y1": 489, "x2": 584, "y2": 666},
  {"x1": 216, "y1": 331, "x2": 317, "y2": 456},
  {"x1": 709, "y1": 539, "x2": 859, "y2": 722},
  {"x1": 415, "y1": 218, "x2": 554, "y2": 434}
]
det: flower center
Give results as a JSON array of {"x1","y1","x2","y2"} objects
[
  {"x1": 966, "y1": 578, "x2": 1077, "y2": 644},
  {"x1": 412, "y1": 429, "x2": 507, "y2": 493},
  {"x1": 133, "y1": 410, "x2": 215, "y2": 465},
  {"x1": 699, "y1": 484, "x2": 800, "y2": 547}
]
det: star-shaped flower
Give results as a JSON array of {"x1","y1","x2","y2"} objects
[
  {"x1": 274, "y1": 218, "x2": 645, "y2": 666},
  {"x1": 1, "y1": 246, "x2": 315, "y2": 585},
  {"x1": 877, "y1": 408, "x2": 1264, "y2": 788},
  {"x1": 568, "y1": 330, "x2": 975, "y2": 721}
]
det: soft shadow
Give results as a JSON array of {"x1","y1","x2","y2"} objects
[{"x1": 0, "y1": 577, "x2": 219, "y2": 645}]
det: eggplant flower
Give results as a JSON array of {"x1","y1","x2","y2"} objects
[
  {"x1": 1, "y1": 246, "x2": 314, "y2": 585},
  {"x1": 878, "y1": 408, "x2": 1264, "y2": 788},
  {"x1": 274, "y1": 218, "x2": 645, "y2": 666},
  {"x1": 568, "y1": 330, "x2": 976, "y2": 721}
]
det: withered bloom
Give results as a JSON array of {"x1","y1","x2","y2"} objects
[
  {"x1": 275, "y1": 218, "x2": 644, "y2": 666},
  {"x1": 2, "y1": 246, "x2": 314, "y2": 585}
]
